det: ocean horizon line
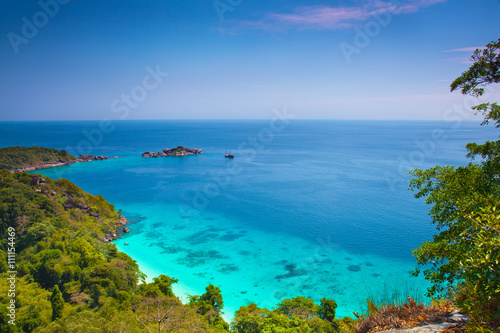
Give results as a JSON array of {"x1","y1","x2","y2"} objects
[{"x1": 0, "y1": 118, "x2": 485, "y2": 123}]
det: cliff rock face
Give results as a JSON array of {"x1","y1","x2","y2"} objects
[{"x1": 142, "y1": 146, "x2": 202, "y2": 158}]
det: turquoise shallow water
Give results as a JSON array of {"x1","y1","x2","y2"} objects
[{"x1": 2, "y1": 119, "x2": 496, "y2": 320}]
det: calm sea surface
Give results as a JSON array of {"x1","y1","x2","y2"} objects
[{"x1": 1, "y1": 120, "x2": 495, "y2": 318}]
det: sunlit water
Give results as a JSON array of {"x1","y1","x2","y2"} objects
[{"x1": 2, "y1": 119, "x2": 495, "y2": 320}]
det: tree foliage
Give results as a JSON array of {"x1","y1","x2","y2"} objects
[
  {"x1": 0, "y1": 153, "x2": 360, "y2": 332},
  {"x1": 0, "y1": 170, "x2": 144, "y2": 331},
  {"x1": 450, "y1": 38, "x2": 500, "y2": 97},
  {"x1": 0, "y1": 147, "x2": 74, "y2": 171},
  {"x1": 232, "y1": 298, "x2": 342, "y2": 333},
  {"x1": 411, "y1": 38, "x2": 500, "y2": 330},
  {"x1": 319, "y1": 298, "x2": 338, "y2": 323},
  {"x1": 50, "y1": 286, "x2": 64, "y2": 321},
  {"x1": 189, "y1": 284, "x2": 229, "y2": 331},
  {"x1": 0, "y1": 276, "x2": 51, "y2": 333}
]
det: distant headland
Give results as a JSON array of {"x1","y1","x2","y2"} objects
[
  {"x1": 0, "y1": 146, "x2": 118, "y2": 173},
  {"x1": 142, "y1": 146, "x2": 202, "y2": 158},
  {"x1": 13, "y1": 155, "x2": 118, "y2": 173}
]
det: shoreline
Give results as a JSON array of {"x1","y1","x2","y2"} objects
[
  {"x1": 13, "y1": 146, "x2": 431, "y2": 326},
  {"x1": 11, "y1": 155, "x2": 118, "y2": 173},
  {"x1": 114, "y1": 239, "x2": 236, "y2": 323}
]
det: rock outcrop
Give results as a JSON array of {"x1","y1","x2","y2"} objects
[
  {"x1": 30, "y1": 175, "x2": 40, "y2": 186},
  {"x1": 60, "y1": 194, "x2": 127, "y2": 237},
  {"x1": 62, "y1": 195, "x2": 97, "y2": 217},
  {"x1": 142, "y1": 146, "x2": 202, "y2": 158},
  {"x1": 119, "y1": 216, "x2": 128, "y2": 226},
  {"x1": 377, "y1": 311, "x2": 469, "y2": 332},
  {"x1": 79, "y1": 155, "x2": 116, "y2": 161},
  {"x1": 100, "y1": 215, "x2": 130, "y2": 243}
]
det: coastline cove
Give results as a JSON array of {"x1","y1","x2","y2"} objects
[{"x1": 4, "y1": 120, "x2": 494, "y2": 323}]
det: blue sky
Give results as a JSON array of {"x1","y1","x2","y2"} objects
[{"x1": 1, "y1": 0, "x2": 499, "y2": 120}]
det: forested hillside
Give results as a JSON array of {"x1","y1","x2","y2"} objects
[
  {"x1": 0, "y1": 170, "x2": 352, "y2": 332},
  {"x1": 0, "y1": 170, "x2": 231, "y2": 332},
  {"x1": 0, "y1": 147, "x2": 74, "y2": 171}
]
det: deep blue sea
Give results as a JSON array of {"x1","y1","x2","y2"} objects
[{"x1": 1, "y1": 119, "x2": 496, "y2": 319}]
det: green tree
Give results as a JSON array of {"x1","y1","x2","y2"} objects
[
  {"x1": 201, "y1": 284, "x2": 224, "y2": 313},
  {"x1": 50, "y1": 285, "x2": 64, "y2": 321},
  {"x1": 277, "y1": 296, "x2": 319, "y2": 320},
  {"x1": 189, "y1": 284, "x2": 229, "y2": 331},
  {"x1": 190, "y1": 284, "x2": 224, "y2": 316},
  {"x1": 318, "y1": 298, "x2": 337, "y2": 322},
  {"x1": 138, "y1": 275, "x2": 179, "y2": 299},
  {"x1": 153, "y1": 274, "x2": 178, "y2": 297},
  {"x1": 232, "y1": 301, "x2": 337, "y2": 333},
  {"x1": 410, "y1": 38, "x2": 500, "y2": 330},
  {"x1": 232, "y1": 303, "x2": 268, "y2": 333}
]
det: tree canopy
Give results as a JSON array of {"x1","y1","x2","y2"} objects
[
  {"x1": 0, "y1": 170, "x2": 224, "y2": 332},
  {"x1": 410, "y1": 37, "x2": 500, "y2": 331},
  {"x1": 0, "y1": 146, "x2": 74, "y2": 171}
]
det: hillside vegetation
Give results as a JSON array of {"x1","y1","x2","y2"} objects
[
  {"x1": 0, "y1": 147, "x2": 74, "y2": 171},
  {"x1": 4, "y1": 37, "x2": 498, "y2": 332},
  {"x1": 410, "y1": 38, "x2": 500, "y2": 331},
  {"x1": 0, "y1": 170, "x2": 355, "y2": 332}
]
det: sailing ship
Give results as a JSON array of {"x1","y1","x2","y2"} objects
[{"x1": 225, "y1": 149, "x2": 234, "y2": 158}]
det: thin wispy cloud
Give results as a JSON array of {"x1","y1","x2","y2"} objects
[
  {"x1": 225, "y1": 0, "x2": 446, "y2": 32},
  {"x1": 444, "y1": 46, "x2": 483, "y2": 52},
  {"x1": 442, "y1": 46, "x2": 484, "y2": 64},
  {"x1": 440, "y1": 56, "x2": 474, "y2": 64}
]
